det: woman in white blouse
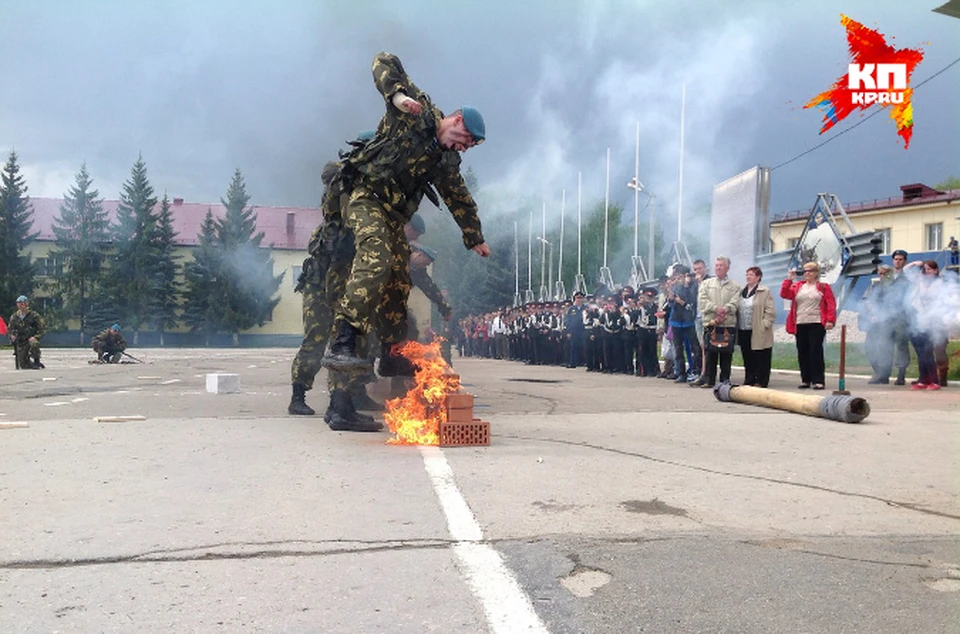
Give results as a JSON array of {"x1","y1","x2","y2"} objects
[{"x1": 737, "y1": 266, "x2": 776, "y2": 387}]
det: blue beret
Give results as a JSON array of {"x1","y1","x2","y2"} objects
[
  {"x1": 417, "y1": 244, "x2": 438, "y2": 262},
  {"x1": 16, "y1": 295, "x2": 28, "y2": 303},
  {"x1": 356, "y1": 129, "x2": 375, "y2": 142},
  {"x1": 461, "y1": 106, "x2": 485, "y2": 143},
  {"x1": 408, "y1": 213, "x2": 426, "y2": 236},
  {"x1": 111, "y1": 324, "x2": 121, "y2": 332}
]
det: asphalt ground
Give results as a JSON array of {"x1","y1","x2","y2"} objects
[{"x1": 1, "y1": 348, "x2": 958, "y2": 633}]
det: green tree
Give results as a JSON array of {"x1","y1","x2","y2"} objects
[
  {"x1": 49, "y1": 163, "x2": 111, "y2": 344},
  {"x1": 182, "y1": 209, "x2": 221, "y2": 345},
  {"x1": 106, "y1": 155, "x2": 159, "y2": 343},
  {"x1": 214, "y1": 169, "x2": 283, "y2": 345},
  {"x1": 0, "y1": 151, "x2": 38, "y2": 313},
  {"x1": 150, "y1": 194, "x2": 181, "y2": 344},
  {"x1": 935, "y1": 175, "x2": 960, "y2": 190}
]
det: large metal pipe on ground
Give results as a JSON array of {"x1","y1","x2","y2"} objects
[{"x1": 714, "y1": 384, "x2": 870, "y2": 424}]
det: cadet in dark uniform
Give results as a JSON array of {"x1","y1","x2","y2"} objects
[
  {"x1": 563, "y1": 292, "x2": 586, "y2": 368},
  {"x1": 637, "y1": 288, "x2": 660, "y2": 376}
]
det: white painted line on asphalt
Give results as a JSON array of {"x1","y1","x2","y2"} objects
[
  {"x1": 93, "y1": 415, "x2": 146, "y2": 423},
  {"x1": 161, "y1": 379, "x2": 181, "y2": 385},
  {"x1": 420, "y1": 446, "x2": 549, "y2": 634},
  {"x1": 44, "y1": 402, "x2": 69, "y2": 407},
  {"x1": 0, "y1": 422, "x2": 29, "y2": 429},
  {"x1": 71, "y1": 397, "x2": 89, "y2": 403}
]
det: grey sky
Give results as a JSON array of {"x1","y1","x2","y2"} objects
[{"x1": 2, "y1": 0, "x2": 957, "y2": 239}]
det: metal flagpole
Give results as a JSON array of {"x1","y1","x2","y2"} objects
[
  {"x1": 634, "y1": 122, "x2": 640, "y2": 259},
  {"x1": 554, "y1": 189, "x2": 567, "y2": 300},
  {"x1": 677, "y1": 84, "x2": 685, "y2": 242},
  {"x1": 513, "y1": 221, "x2": 521, "y2": 307},
  {"x1": 573, "y1": 171, "x2": 586, "y2": 295},
  {"x1": 525, "y1": 211, "x2": 534, "y2": 304},
  {"x1": 539, "y1": 202, "x2": 549, "y2": 301},
  {"x1": 599, "y1": 148, "x2": 614, "y2": 291},
  {"x1": 629, "y1": 121, "x2": 647, "y2": 287}
]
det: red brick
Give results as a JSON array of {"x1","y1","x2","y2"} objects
[
  {"x1": 444, "y1": 393, "x2": 474, "y2": 410},
  {"x1": 446, "y1": 407, "x2": 474, "y2": 423}
]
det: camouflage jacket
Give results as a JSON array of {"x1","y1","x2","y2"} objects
[
  {"x1": 344, "y1": 52, "x2": 484, "y2": 250},
  {"x1": 411, "y1": 265, "x2": 451, "y2": 317},
  {"x1": 92, "y1": 329, "x2": 127, "y2": 352},
  {"x1": 8, "y1": 310, "x2": 44, "y2": 343}
]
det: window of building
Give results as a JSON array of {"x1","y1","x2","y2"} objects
[
  {"x1": 876, "y1": 228, "x2": 891, "y2": 254},
  {"x1": 38, "y1": 296, "x2": 63, "y2": 312},
  {"x1": 35, "y1": 255, "x2": 64, "y2": 277},
  {"x1": 926, "y1": 222, "x2": 943, "y2": 251},
  {"x1": 787, "y1": 237, "x2": 800, "y2": 249},
  {"x1": 291, "y1": 265, "x2": 302, "y2": 289}
]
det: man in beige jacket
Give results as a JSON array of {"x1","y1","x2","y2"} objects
[{"x1": 696, "y1": 256, "x2": 742, "y2": 387}]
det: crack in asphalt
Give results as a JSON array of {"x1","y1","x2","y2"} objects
[
  {"x1": 740, "y1": 542, "x2": 936, "y2": 569},
  {"x1": 0, "y1": 538, "x2": 453, "y2": 570},
  {"x1": 500, "y1": 434, "x2": 960, "y2": 521},
  {"x1": 494, "y1": 389, "x2": 561, "y2": 415}
]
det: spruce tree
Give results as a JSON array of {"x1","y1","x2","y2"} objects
[
  {"x1": 150, "y1": 194, "x2": 180, "y2": 345},
  {"x1": 0, "y1": 151, "x2": 38, "y2": 312},
  {"x1": 108, "y1": 155, "x2": 159, "y2": 343},
  {"x1": 182, "y1": 209, "x2": 222, "y2": 345},
  {"x1": 215, "y1": 169, "x2": 283, "y2": 345},
  {"x1": 50, "y1": 163, "x2": 111, "y2": 344}
]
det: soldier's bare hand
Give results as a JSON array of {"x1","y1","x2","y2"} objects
[
  {"x1": 472, "y1": 243, "x2": 491, "y2": 257},
  {"x1": 402, "y1": 97, "x2": 421, "y2": 115}
]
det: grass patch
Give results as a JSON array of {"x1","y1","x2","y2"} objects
[{"x1": 733, "y1": 340, "x2": 960, "y2": 379}]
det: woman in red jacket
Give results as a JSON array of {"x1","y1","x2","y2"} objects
[{"x1": 781, "y1": 262, "x2": 836, "y2": 390}]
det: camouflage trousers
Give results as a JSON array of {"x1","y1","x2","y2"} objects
[
  {"x1": 290, "y1": 242, "x2": 374, "y2": 393},
  {"x1": 336, "y1": 194, "x2": 412, "y2": 345},
  {"x1": 13, "y1": 340, "x2": 41, "y2": 369}
]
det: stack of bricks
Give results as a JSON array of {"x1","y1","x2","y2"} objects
[{"x1": 440, "y1": 392, "x2": 490, "y2": 446}]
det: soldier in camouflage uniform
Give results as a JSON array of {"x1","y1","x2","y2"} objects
[
  {"x1": 9, "y1": 295, "x2": 45, "y2": 370},
  {"x1": 289, "y1": 152, "x2": 382, "y2": 431},
  {"x1": 322, "y1": 51, "x2": 489, "y2": 381}
]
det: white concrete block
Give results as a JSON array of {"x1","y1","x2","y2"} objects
[{"x1": 206, "y1": 373, "x2": 241, "y2": 394}]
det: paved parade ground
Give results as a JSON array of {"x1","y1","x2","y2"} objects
[{"x1": 1, "y1": 348, "x2": 958, "y2": 633}]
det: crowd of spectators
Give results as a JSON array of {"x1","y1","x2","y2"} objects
[{"x1": 453, "y1": 251, "x2": 957, "y2": 390}]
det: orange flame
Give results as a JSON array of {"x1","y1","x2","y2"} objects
[{"x1": 384, "y1": 338, "x2": 460, "y2": 445}]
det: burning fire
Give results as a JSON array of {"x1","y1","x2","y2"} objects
[{"x1": 384, "y1": 338, "x2": 460, "y2": 445}]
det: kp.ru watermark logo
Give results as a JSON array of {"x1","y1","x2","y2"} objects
[{"x1": 804, "y1": 15, "x2": 924, "y2": 149}]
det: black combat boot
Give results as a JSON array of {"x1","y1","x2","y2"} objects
[
  {"x1": 349, "y1": 385, "x2": 384, "y2": 411},
  {"x1": 288, "y1": 383, "x2": 315, "y2": 416},
  {"x1": 325, "y1": 390, "x2": 383, "y2": 432},
  {"x1": 378, "y1": 341, "x2": 416, "y2": 377},
  {"x1": 321, "y1": 320, "x2": 368, "y2": 372}
]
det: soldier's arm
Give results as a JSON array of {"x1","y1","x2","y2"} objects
[
  {"x1": 371, "y1": 52, "x2": 425, "y2": 110},
  {"x1": 433, "y1": 168, "x2": 485, "y2": 249},
  {"x1": 33, "y1": 314, "x2": 45, "y2": 340},
  {"x1": 411, "y1": 266, "x2": 452, "y2": 317}
]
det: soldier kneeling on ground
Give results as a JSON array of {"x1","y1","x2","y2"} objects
[{"x1": 92, "y1": 324, "x2": 127, "y2": 363}]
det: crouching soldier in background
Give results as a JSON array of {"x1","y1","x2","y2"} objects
[
  {"x1": 9, "y1": 295, "x2": 45, "y2": 370},
  {"x1": 92, "y1": 324, "x2": 127, "y2": 363}
]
